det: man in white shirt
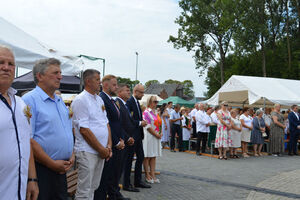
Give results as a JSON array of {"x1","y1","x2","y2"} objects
[
  {"x1": 170, "y1": 104, "x2": 183, "y2": 152},
  {"x1": 195, "y1": 103, "x2": 212, "y2": 155},
  {"x1": 190, "y1": 103, "x2": 199, "y2": 138},
  {"x1": 166, "y1": 101, "x2": 173, "y2": 115},
  {"x1": 72, "y1": 69, "x2": 112, "y2": 200},
  {"x1": 0, "y1": 45, "x2": 39, "y2": 200}
]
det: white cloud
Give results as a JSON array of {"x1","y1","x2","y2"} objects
[{"x1": 1, "y1": 0, "x2": 207, "y2": 96}]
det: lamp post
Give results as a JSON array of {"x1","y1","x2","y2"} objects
[{"x1": 135, "y1": 52, "x2": 138, "y2": 81}]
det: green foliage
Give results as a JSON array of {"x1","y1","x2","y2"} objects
[
  {"x1": 145, "y1": 80, "x2": 160, "y2": 88},
  {"x1": 171, "y1": 0, "x2": 300, "y2": 98},
  {"x1": 116, "y1": 77, "x2": 140, "y2": 91}
]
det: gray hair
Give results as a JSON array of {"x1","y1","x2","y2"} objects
[
  {"x1": 0, "y1": 44, "x2": 14, "y2": 54},
  {"x1": 33, "y1": 58, "x2": 61, "y2": 84},
  {"x1": 255, "y1": 109, "x2": 263, "y2": 116},
  {"x1": 83, "y1": 69, "x2": 100, "y2": 85}
]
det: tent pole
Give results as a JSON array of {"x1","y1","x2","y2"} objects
[
  {"x1": 103, "y1": 59, "x2": 105, "y2": 76},
  {"x1": 79, "y1": 71, "x2": 84, "y2": 92}
]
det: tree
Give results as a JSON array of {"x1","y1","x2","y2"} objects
[
  {"x1": 145, "y1": 80, "x2": 160, "y2": 88},
  {"x1": 169, "y1": 0, "x2": 239, "y2": 85},
  {"x1": 116, "y1": 77, "x2": 140, "y2": 91},
  {"x1": 164, "y1": 79, "x2": 195, "y2": 98}
]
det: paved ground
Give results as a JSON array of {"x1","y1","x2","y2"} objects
[{"x1": 122, "y1": 149, "x2": 300, "y2": 200}]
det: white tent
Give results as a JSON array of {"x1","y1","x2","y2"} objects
[
  {"x1": 0, "y1": 17, "x2": 84, "y2": 75},
  {"x1": 206, "y1": 75, "x2": 300, "y2": 108}
]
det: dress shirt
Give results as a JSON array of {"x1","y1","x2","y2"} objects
[
  {"x1": 22, "y1": 86, "x2": 73, "y2": 161},
  {"x1": 262, "y1": 113, "x2": 272, "y2": 127},
  {"x1": 167, "y1": 108, "x2": 174, "y2": 116},
  {"x1": 190, "y1": 108, "x2": 198, "y2": 123},
  {"x1": 132, "y1": 96, "x2": 143, "y2": 126},
  {"x1": 195, "y1": 110, "x2": 211, "y2": 133},
  {"x1": 72, "y1": 90, "x2": 109, "y2": 154},
  {"x1": 210, "y1": 111, "x2": 220, "y2": 125},
  {"x1": 0, "y1": 88, "x2": 31, "y2": 200},
  {"x1": 170, "y1": 110, "x2": 181, "y2": 125}
]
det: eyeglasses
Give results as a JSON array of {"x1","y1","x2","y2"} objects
[
  {"x1": 224, "y1": 104, "x2": 228, "y2": 107},
  {"x1": 136, "y1": 90, "x2": 144, "y2": 94}
]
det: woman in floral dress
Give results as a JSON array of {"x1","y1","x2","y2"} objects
[
  {"x1": 215, "y1": 101, "x2": 232, "y2": 160},
  {"x1": 143, "y1": 96, "x2": 162, "y2": 183}
]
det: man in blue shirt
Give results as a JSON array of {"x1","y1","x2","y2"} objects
[
  {"x1": 170, "y1": 104, "x2": 183, "y2": 152},
  {"x1": 22, "y1": 58, "x2": 74, "y2": 200}
]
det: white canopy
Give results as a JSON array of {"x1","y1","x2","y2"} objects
[
  {"x1": 206, "y1": 75, "x2": 300, "y2": 108},
  {"x1": 0, "y1": 17, "x2": 84, "y2": 75}
]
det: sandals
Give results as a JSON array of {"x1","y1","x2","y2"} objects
[
  {"x1": 233, "y1": 155, "x2": 239, "y2": 158},
  {"x1": 218, "y1": 156, "x2": 223, "y2": 160},
  {"x1": 230, "y1": 155, "x2": 234, "y2": 158}
]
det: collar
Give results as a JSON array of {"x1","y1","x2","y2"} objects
[
  {"x1": 117, "y1": 97, "x2": 126, "y2": 105},
  {"x1": 103, "y1": 91, "x2": 113, "y2": 100},
  {"x1": 83, "y1": 90, "x2": 97, "y2": 98},
  {"x1": 36, "y1": 86, "x2": 59, "y2": 102},
  {"x1": 3, "y1": 87, "x2": 17, "y2": 96},
  {"x1": 133, "y1": 96, "x2": 139, "y2": 103}
]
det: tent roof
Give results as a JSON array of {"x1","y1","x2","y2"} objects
[
  {"x1": 0, "y1": 17, "x2": 83, "y2": 75},
  {"x1": 206, "y1": 75, "x2": 300, "y2": 107},
  {"x1": 12, "y1": 71, "x2": 81, "y2": 94},
  {"x1": 158, "y1": 96, "x2": 194, "y2": 108}
]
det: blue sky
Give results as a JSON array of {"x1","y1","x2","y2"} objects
[{"x1": 1, "y1": 0, "x2": 207, "y2": 96}]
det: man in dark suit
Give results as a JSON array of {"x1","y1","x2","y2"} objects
[
  {"x1": 115, "y1": 84, "x2": 139, "y2": 192},
  {"x1": 94, "y1": 75, "x2": 129, "y2": 200},
  {"x1": 288, "y1": 105, "x2": 300, "y2": 156},
  {"x1": 126, "y1": 84, "x2": 151, "y2": 189}
]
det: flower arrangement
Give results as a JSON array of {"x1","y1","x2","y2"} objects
[
  {"x1": 23, "y1": 105, "x2": 32, "y2": 124},
  {"x1": 69, "y1": 107, "x2": 73, "y2": 119},
  {"x1": 154, "y1": 114, "x2": 162, "y2": 135}
]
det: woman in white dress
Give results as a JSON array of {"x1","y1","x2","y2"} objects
[
  {"x1": 229, "y1": 109, "x2": 242, "y2": 158},
  {"x1": 160, "y1": 103, "x2": 170, "y2": 148},
  {"x1": 181, "y1": 107, "x2": 191, "y2": 151},
  {"x1": 240, "y1": 107, "x2": 253, "y2": 158},
  {"x1": 143, "y1": 96, "x2": 162, "y2": 184}
]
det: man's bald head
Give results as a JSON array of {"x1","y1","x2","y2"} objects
[
  {"x1": 133, "y1": 84, "x2": 144, "y2": 100},
  {"x1": 0, "y1": 45, "x2": 15, "y2": 92}
]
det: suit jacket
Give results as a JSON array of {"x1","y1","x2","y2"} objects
[
  {"x1": 126, "y1": 96, "x2": 144, "y2": 140},
  {"x1": 116, "y1": 98, "x2": 138, "y2": 141},
  {"x1": 288, "y1": 112, "x2": 300, "y2": 134},
  {"x1": 100, "y1": 92, "x2": 125, "y2": 146}
]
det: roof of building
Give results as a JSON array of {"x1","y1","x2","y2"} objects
[{"x1": 145, "y1": 83, "x2": 182, "y2": 97}]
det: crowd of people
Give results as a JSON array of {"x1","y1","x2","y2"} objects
[
  {"x1": 1, "y1": 43, "x2": 300, "y2": 200},
  {"x1": 159, "y1": 101, "x2": 300, "y2": 160}
]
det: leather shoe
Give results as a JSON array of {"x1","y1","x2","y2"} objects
[
  {"x1": 134, "y1": 181, "x2": 151, "y2": 188},
  {"x1": 123, "y1": 185, "x2": 140, "y2": 192}
]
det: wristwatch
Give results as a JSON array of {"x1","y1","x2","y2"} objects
[{"x1": 28, "y1": 178, "x2": 38, "y2": 183}]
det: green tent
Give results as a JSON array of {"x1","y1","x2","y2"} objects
[{"x1": 158, "y1": 96, "x2": 195, "y2": 108}]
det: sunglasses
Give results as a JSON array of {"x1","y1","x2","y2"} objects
[
  {"x1": 224, "y1": 104, "x2": 228, "y2": 107},
  {"x1": 154, "y1": 101, "x2": 159, "y2": 104}
]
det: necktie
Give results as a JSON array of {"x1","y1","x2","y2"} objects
[
  {"x1": 111, "y1": 98, "x2": 120, "y2": 118},
  {"x1": 136, "y1": 100, "x2": 142, "y2": 119}
]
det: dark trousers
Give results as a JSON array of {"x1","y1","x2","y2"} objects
[
  {"x1": 35, "y1": 162, "x2": 68, "y2": 200},
  {"x1": 196, "y1": 132, "x2": 208, "y2": 153},
  {"x1": 170, "y1": 124, "x2": 183, "y2": 150},
  {"x1": 192, "y1": 122, "x2": 197, "y2": 138},
  {"x1": 123, "y1": 139, "x2": 144, "y2": 187},
  {"x1": 94, "y1": 148, "x2": 125, "y2": 200},
  {"x1": 289, "y1": 132, "x2": 299, "y2": 154}
]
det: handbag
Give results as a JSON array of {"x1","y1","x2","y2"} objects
[{"x1": 257, "y1": 117, "x2": 267, "y2": 137}]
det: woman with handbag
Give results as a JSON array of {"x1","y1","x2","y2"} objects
[{"x1": 251, "y1": 110, "x2": 266, "y2": 156}]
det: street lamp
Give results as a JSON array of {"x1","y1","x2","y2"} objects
[{"x1": 135, "y1": 52, "x2": 138, "y2": 81}]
